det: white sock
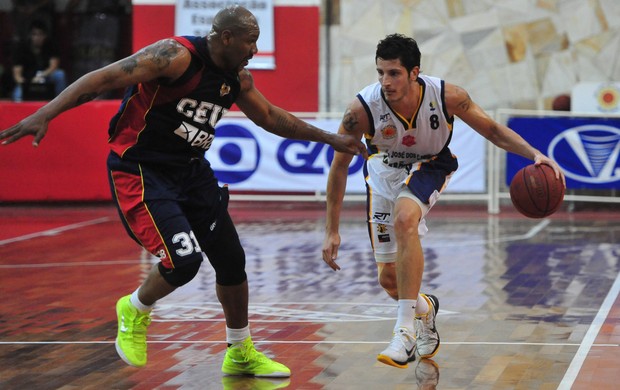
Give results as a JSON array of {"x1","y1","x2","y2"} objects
[
  {"x1": 226, "y1": 325, "x2": 250, "y2": 345},
  {"x1": 415, "y1": 294, "x2": 430, "y2": 316},
  {"x1": 130, "y1": 288, "x2": 153, "y2": 313},
  {"x1": 394, "y1": 299, "x2": 417, "y2": 332}
]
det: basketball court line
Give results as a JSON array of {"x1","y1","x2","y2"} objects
[
  {"x1": 558, "y1": 268, "x2": 620, "y2": 390},
  {"x1": 1, "y1": 340, "x2": 617, "y2": 347},
  {"x1": 2, "y1": 298, "x2": 617, "y2": 349},
  {"x1": 0, "y1": 259, "x2": 145, "y2": 268},
  {"x1": 0, "y1": 219, "x2": 551, "y2": 267},
  {"x1": 4, "y1": 213, "x2": 619, "y2": 386},
  {"x1": 152, "y1": 302, "x2": 459, "y2": 323},
  {"x1": 0, "y1": 217, "x2": 112, "y2": 246},
  {"x1": 425, "y1": 219, "x2": 550, "y2": 247}
]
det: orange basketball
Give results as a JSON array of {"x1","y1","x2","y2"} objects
[{"x1": 509, "y1": 164, "x2": 565, "y2": 218}]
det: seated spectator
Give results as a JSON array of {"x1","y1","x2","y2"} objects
[
  {"x1": 11, "y1": 0, "x2": 54, "y2": 45},
  {"x1": 12, "y1": 20, "x2": 66, "y2": 102}
]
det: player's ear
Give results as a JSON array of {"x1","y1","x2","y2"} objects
[{"x1": 221, "y1": 29, "x2": 236, "y2": 44}]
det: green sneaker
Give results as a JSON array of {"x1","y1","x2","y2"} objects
[
  {"x1": 115, "y1": 295, "x2": 151, "y2": 367},
  {"x1": 222, "y1": 337, "x2": 291, "y2": 378}
]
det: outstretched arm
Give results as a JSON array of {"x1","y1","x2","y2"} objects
[
  {"x1": 235, "y1": 70, "x2": 368, "y2": 157},
  {"x1": 446, "y1": 83, "x2": 565, "y2": 186},
  {"x1": 0, "y1": 38, "x2": 192, "y2": 146},
  {"x1": 322, "y1": 100, "x2": 368, "y2": 271}
]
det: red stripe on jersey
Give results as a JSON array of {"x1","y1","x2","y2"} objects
[
  {"x1": 109, "y1": 84, "x2": 157, "y2": 158},
  {"x1": 174, "y1": 36, "x2": 197, "y2": 55},
  {"x1": 108, "y1": 39, "x2": 204, "y2": 157},
  {"x1": 110, "y1": 168, "x2": 174, "y2": 268}
]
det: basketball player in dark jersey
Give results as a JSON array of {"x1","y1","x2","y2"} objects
[{"x1": 0, "y1": 5, "x2": 367, "y2": 377}]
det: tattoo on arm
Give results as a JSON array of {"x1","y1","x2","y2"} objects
[
  {"x1": 120, "y1": 58, "x2": 138, "y2": 74},
  {"x1": 144, "y1": 40, "x2": 180, "y2": 70},
  {"x1": 123, "y1": 40, "x2": 181, "y2": 75},
  {"x1": 274, "y1": 114, "x2": 299, "y2": 138},
  {"x1": 76, "y1": 92, "x2": 97, "y2": 106},
  {"x1": 342, "y1": 109, "x2": 359, "y2": 132}
]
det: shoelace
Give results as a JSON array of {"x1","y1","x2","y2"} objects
[
  {"x1": 389, "y1": 330, "x2": 413, "y2": 351},
  {"x1": 131, "y1": 313, "x2": 151, "y2": 343},
  {"x1": 237, "y1": 343, "x2": 271, "y2": 363},
  {"x1": 415, "y1": 316, "x2": 436, "y2": 341}
]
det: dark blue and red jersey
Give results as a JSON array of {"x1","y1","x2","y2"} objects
[{"x1": 107, "y1": 36, "x2": 241, "y2": 166}]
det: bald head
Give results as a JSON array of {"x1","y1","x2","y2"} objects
[
  {"x1": 210, "y1": 5, "x2": 258, "y2": 37},
  {"x1": 206, "y1": 6, "x2": 260, "y2": 72}
]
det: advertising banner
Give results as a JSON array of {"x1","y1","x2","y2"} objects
[
  {"x1": 174, "y1": 0, "x2": 275, "y2": 69},
  {"x1": 506, "y1": 117, "x2": 620, "y2": 189},
  {"x1": 207, "y1": 118, "x2": 486, "y2": 193},
  {"x1": 572, "y1": 82, "x2": 620, "y2": 114}
]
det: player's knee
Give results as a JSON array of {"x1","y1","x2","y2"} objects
[
  {"x1": 214, "y1": 249, "x2": 247, "y2": 286},
  {"x1": 216, "y1": 268, "x2": 247, "y2": 286},
  {"x1": 379, "y1": 275, "x2": 398, "y2": 300},
  {"x1": 209, "y1": 239, "x2": 247, "y2": 286},
  {"x1": 158, "y1": 260, "x2": 201, "y2": 287},
  {"x1": 377, "y1": 263, "x2": 398, "y2": 300},
  {"x1": 393, "y1": 210, "x2": 420, "y2": 239}
]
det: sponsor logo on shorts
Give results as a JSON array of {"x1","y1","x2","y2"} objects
[
  {"x1": 373, "y1": 212, "x2": 390, "y2": 221},
  {"x1": 378, "y1": 234, "x2": 391, "y2": 243}
]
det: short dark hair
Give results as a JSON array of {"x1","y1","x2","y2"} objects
[
  {"x1": 29, "y1": 19, "x2": 48, "y2": 34},
  {"x1": 375, "y1": 34, "x2": 421, "y2": 73}
]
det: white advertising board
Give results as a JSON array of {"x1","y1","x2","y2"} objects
[
  {"x1": 174, "y1": 0, "x2": 275, "y2": 69},
  {"x1": 207, "y1": 118, "x2": 486, "y2": 193}
]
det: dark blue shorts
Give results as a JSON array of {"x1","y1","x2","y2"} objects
[{"x1": 107, "y1": 152, "x2": 233, "y2": 269}]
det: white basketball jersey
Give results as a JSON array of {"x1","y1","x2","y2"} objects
[{"x1": 356, "y1": 75, "x2": 454, "y2": 168}]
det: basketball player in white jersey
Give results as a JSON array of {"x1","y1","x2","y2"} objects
[{"x1": 322, "y1": 34, "x2": 565, "y2": 368}]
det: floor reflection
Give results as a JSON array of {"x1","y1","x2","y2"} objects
[{"x1": 0, "y1": 204, "x2": 619, "y2": 388}]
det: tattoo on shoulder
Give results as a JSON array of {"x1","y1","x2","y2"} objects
[
  {"x1": 456, "y1": 87, "x2": 472, "y2": 112},
  {"x1": 342, "y1": 109, "x2": 359, "y2": 132},
  {"x1": 136, "y1": 39, "x2": 181, "y2": 71}
]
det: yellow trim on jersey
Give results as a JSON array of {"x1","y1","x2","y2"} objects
[{"x1": 391, "y1": 84, "x2": 424, "y2": 129}]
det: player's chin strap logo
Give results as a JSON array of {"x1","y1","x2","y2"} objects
[{"x1": 548, "y1": 124, "x2": 620, "y2": 184}]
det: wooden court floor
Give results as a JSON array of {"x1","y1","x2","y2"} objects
[{"x1": 0, "y1": 201, "x2": 619, "y2": 389}]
